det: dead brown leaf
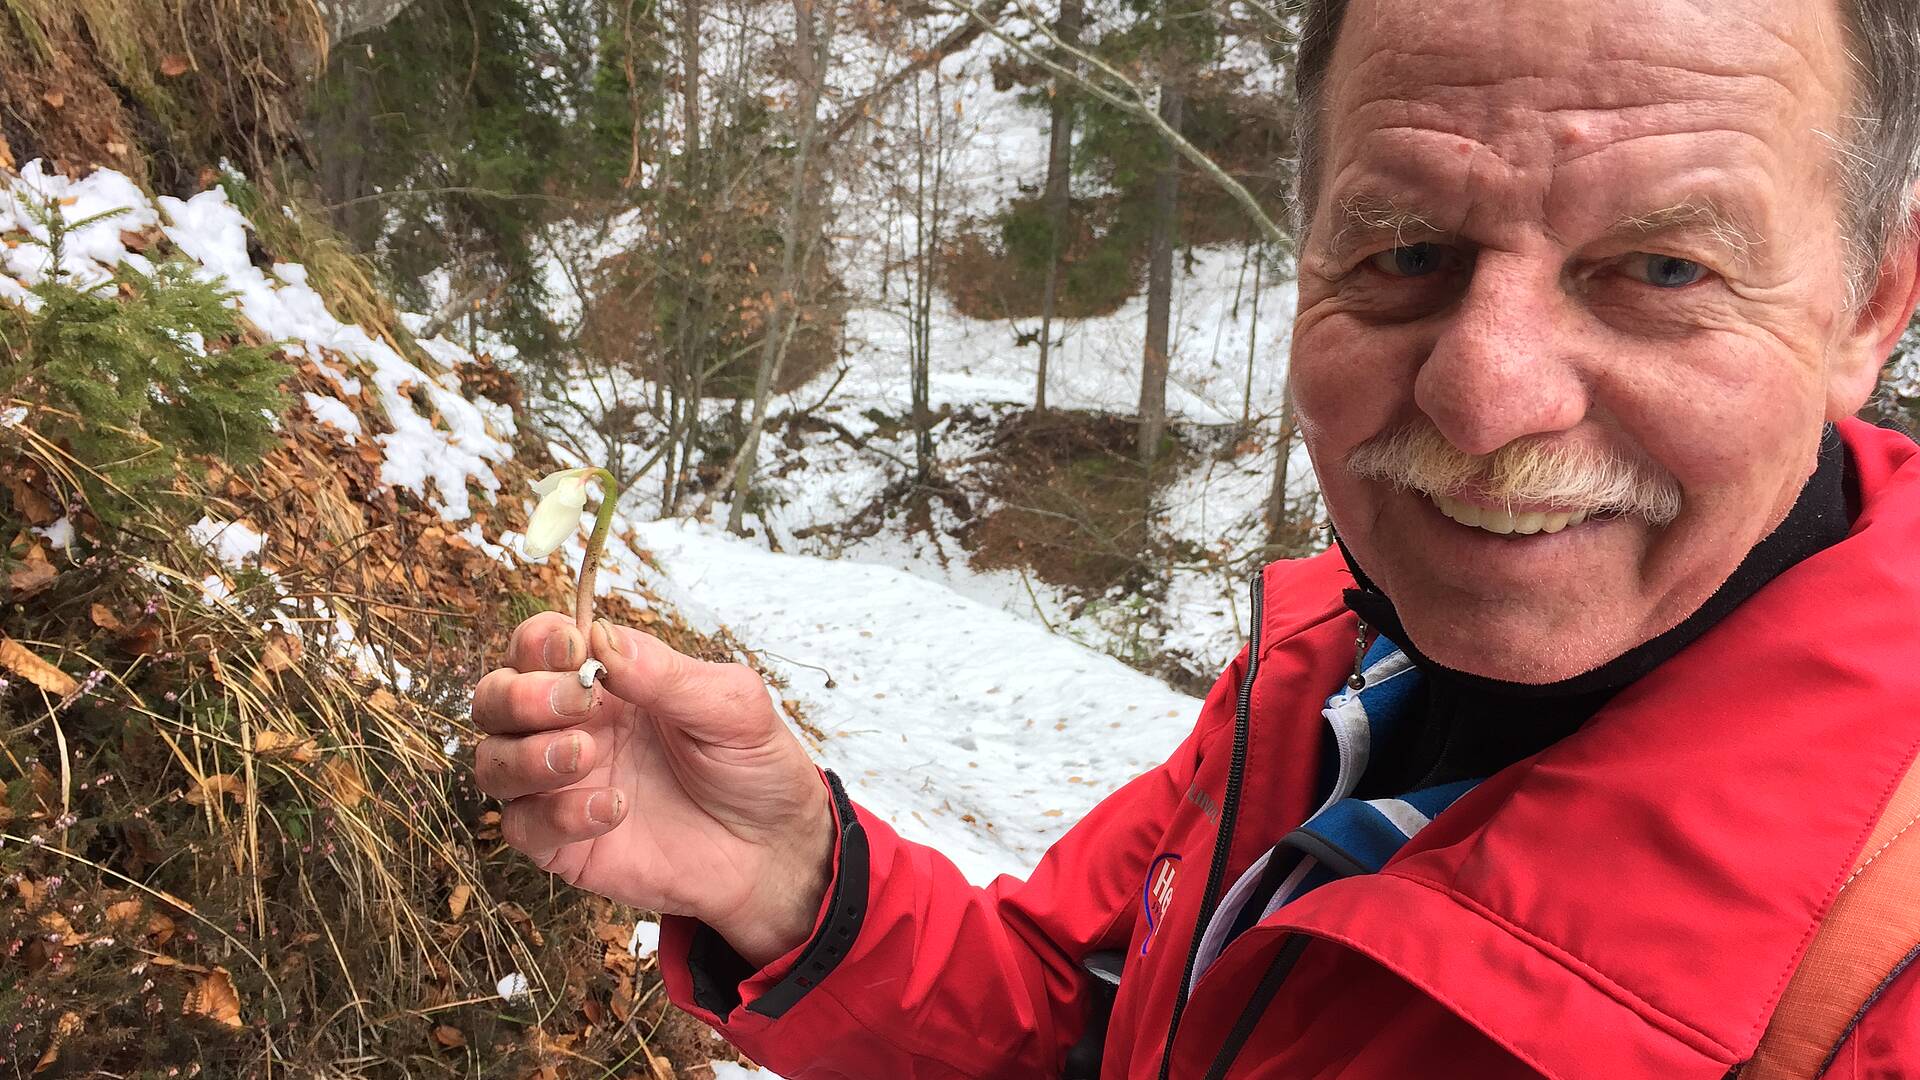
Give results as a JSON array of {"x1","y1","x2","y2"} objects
[
  {"x1": 0, "y1": 134, "x2": 13, "y2": 170},
  {"x1": 447, "y1": 882, "x2": 472, "y2": 920},
  {"x1": 118, "y1": 622, "x2": 163, "y2": 656},
  {"x1": 0, "y1": 634, "x2": 77, "y2": 696},
  {"x1": 320, "y1": 757, "x2": 368, "y2": 809},
  {"x1": 160, "y1": 54, "x2": 191, "y2": 77},
  {"x1": 89, "y1": 603, "x2": 124, "y2": 631},
  {"x1": 432, "y1": 1024, "x2": 467, "y2": 1049},
  {"x1": 147, "y1": 911, "x2": 176, "y2": 947},
  {"x1": 105, "y1": 899, "x2": 143, "y2": 926},
  {"x1": 41, "y1": 90, "x2": 64, "y2": 109},
  {"x1": 253, "y1": 729, "x2": 320, "y2": 763},
  {"x1": 495, "y1": 901, "x2": 544, "y2": 946},
  {"x1": 184, "y1": 773, "x2": 246, "y2": 806},
  {"x1": 8, "y1": 545, "x2": 57, "y2": 599},
  {"x1": 33, "y1": 1011, "x2": 82, "y2": 1073},
  {"x1": 2, "y1": 471, "x2": 56, "y2": 525},
  {"x1": 260, "y1": 631, "x2": 301, "y2": 672},
  {"x1": 183, "y1": 966, "x2": 244, "y2": 1028}
]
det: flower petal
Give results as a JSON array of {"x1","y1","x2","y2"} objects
[
  {"x1": 529, "y1": 467, "x2": 594, "y2": 498},
  {"x1": 522, "y1": 475, "x2": 592, "y2": 560}
]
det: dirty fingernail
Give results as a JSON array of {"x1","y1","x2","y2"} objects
[
  {"x1": 545, "y1": 733, "x2": 583, "y2": 775},
  {"x1": 587, "y1": 791, "x2": 623, "y2": 825},
  {"x1": 544, "y1": 628, "x2": 581, "y2": 670},
  {"x1": 549, "y1": 680, "x2": 593, "y2": 717}
]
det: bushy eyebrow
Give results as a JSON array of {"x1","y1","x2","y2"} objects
[
  {"x1": 1606, "y1": 200, "x2": 1766, "y2": 265},
  {"x1": 1324, "y1": 193, "x2": 1767, "y2": 268},
  {"x1": 1328, "y1": 194, "x2": 1448, "y2": 262}
]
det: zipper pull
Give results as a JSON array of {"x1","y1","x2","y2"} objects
[{"x1": 1347, "y1": 619, "x2": 1369, "y2": 691}]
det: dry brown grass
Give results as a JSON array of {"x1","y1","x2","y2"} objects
[{"x1": 1, "y1": 354, "x2": 753, "y2": 1077}]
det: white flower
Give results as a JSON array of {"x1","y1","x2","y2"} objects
[{"x1": 523, "y1": 467, "x2": 597, "y2": 559}]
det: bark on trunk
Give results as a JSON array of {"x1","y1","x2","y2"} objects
[
  {"x1": 718, "y1": 0, "x2": 836, "y2": 533},
  {"x1": 1034, "y1": 0, "x2": 1083, "y2": 416},
  {"x1": 1266, "y1": 383, "x2": 1299, "y2": 547},
  {"x1": 1138, "y1": 83, "x2": 1184, "y2": 465}
]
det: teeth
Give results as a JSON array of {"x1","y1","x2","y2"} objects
[{"x1": 1431, "y1": 495, "x2": 1590, "y2": 537}]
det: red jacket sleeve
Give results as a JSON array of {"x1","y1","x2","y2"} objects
[{"x1": 655, "y1": 648, "x2": 1247, "y2": 1080}]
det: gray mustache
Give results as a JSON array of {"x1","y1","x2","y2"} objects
[{"x1": 1345, "y1": 422, "x2": 1683, "y2": 526}]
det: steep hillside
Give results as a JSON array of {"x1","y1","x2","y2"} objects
[{"x1": 0, "y1": 160, "x2": 756, "y2": 1076}]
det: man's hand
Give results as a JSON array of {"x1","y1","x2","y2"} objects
[{"x1": 472, "y1": 612, "x2": 835, "y2": 967}]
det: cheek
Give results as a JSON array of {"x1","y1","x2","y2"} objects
[
  {"x1": 1289, "y1": 313, "x2": 1426, "y2": 457},
  {"x1": 1598, "y1": 330, "x2": 1826, "y2": 495}
]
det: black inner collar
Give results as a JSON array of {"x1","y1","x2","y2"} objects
[{"x1": 1343, "y1": 424, "x2": 1856, "y2": 796}]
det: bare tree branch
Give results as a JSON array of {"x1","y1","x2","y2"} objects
[
  {"x1": 941, "y1": 0, "x2": 1291, "y2": 249},
  {"x1": 819, "y1": 0, "x2": 1011, "y2": 146}
]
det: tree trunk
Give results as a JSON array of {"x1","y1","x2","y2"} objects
[
  {"x1": 908, "y1": 68, "x2": 945, "y2": 487},
  {"x1": 665, "y1": 0, "x2": 705, "y2": 514},
  {"x1": 1138, "y1": 83, "x2": 1184, "y2": 465},
  {"x1": 1265, "y1": 383, "x2": 1298, "y2": 547},
  {"x1": 718, "y1": 0, "x2": 836, "y2": 533},
  {"x1": 1034, "y1": 0, "x2": 1083, "y2": 416},
  {"x1": 1240, "y1": 240, "x2": 1264, "y2": 434}
]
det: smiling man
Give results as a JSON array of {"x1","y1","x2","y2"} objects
[{"x1": 471, "y1": 0, "x2": 1920, "y2": 1076}]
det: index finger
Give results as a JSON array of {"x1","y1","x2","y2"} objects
[{"x1": 507, "y1": 611, "x2": 587, "y2": 673}]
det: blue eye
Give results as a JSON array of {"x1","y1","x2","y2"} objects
[
  {"x1": 1628, "y1": 254, "x2": 1709, "y2": 288},
  {"x1": 1368, "y1": 243, "x2": 1452, "y2": 278}
]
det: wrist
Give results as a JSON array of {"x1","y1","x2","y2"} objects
[{"x1": 715, "y1": 775, "x2": 838, "y2": 969}]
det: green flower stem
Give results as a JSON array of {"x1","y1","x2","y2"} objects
[{"x1": 574, "y1": 468, "x2": 620, "y2": 639}]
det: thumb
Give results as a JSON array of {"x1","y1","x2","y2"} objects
[{"x1": 589, "y1": 618, "x2": 780, "y2": 744}]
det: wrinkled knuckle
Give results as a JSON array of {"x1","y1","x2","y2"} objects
[
  {"x1": 498, "y1": 802, "x2": 530, "y2": 850},
  {"x1": 717, "y1": 663, "x2": 768, "y2": 713}
]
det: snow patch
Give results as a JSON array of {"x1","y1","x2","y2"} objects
[
  {"x1": 301, "y1": 392, "x2": 362, "y2": 439},
  {"x1": 188, "y1": 517, "x2": 267, "y2": 567}
]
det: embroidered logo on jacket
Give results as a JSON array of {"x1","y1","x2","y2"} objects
[
  {"x1": 1141, "y1": 853, "x2": 1182, "y2": 955},
  {"x1": 1185, "y1": 782, "x2": 1220, "y2": 823}
]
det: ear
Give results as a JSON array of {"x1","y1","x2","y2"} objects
[{"x1": 1828, "y1": 206, "x2": 1920, "y2": 420}]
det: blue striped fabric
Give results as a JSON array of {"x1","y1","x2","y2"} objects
[{"x1": 1269, "y1": 635, "x2": 1482, "y2": 911}]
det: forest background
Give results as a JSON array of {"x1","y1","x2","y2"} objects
[{"x1": 1, "y1": 0, "x2": 1917, "y2": 1076}]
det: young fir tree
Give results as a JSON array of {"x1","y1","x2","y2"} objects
[{"x1": 0, "y1": 199, "x2": 287, "y2": 526}]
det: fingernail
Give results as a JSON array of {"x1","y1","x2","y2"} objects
[
  {"x1": 544, "y1": 629, "x2": 581, "y2": 670},
  {"x1": 549, "y1": 680, "x2": 594, "y2": 717},
  {"x1": 545, "y1": 733, "x2": 582, "y2": 775},
  {"x1": 592, "y1": 618, "x2": 616, "y2": 658},
  {"x1": 587, "y1": 790, "x2": 622, "y2": 825}
]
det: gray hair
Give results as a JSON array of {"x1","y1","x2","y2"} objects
[{"x1": 1291, "y1": 0, "x2": 1920, "y2": 303}]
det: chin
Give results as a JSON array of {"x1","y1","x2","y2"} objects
[{"x1": 1386, "y1": 594, "x2": 1630, "y2": 685}]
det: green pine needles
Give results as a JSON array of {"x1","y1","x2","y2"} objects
[{"x1": 0, "y1": 193, "x2": 289, "y2": 526}]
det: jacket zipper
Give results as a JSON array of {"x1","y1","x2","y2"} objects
[{"x1": 1155, "y1": 568, "x2": 1265, "y2": 1080}]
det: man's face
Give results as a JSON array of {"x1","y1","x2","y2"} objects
[{"x1": 1291, "y1": 0, "x2": 1902, "y2": 683}]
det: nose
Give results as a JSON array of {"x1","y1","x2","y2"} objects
[{"x1": 1413, "y1": 254, "x2": 1590, "y2": 456}]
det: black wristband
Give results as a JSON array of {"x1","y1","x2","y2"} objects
[{"x1": 746, "y1": 768, "x2": 869, "y2": 1018}]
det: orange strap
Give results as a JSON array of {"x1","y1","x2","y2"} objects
[{"x1": 1745, "y1": 753, "x2": 1920, "y2": 1079}]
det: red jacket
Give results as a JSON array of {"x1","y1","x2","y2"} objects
[{"x1": 662, "y1": 418, "x2": 1920, "y2": 1079}]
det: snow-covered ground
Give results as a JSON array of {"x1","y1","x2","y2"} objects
[{"x1": 638, "y1": 518, "x2": 1197, "y2": 883}]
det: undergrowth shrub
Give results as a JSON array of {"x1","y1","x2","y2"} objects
[{"x1": 0, "y1": 193, "x2": 286, "y2": 527}]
